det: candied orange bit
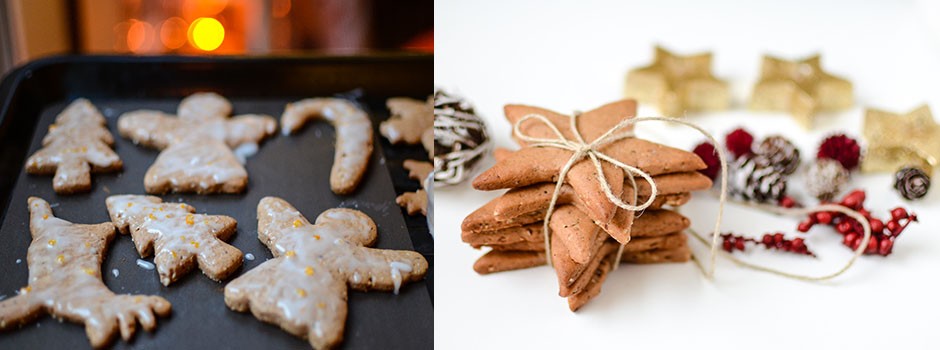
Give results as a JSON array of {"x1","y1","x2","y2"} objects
[
  {"x1": 190, "y1": 241, "x2": 199, "y2": 248},
  {"x1": 81, "y1": 267, "x2": 94, "y2": 275},
  {"x1": 56, "y1": 255, "x2": 65, "y2": 264},
  {"x1": 317, "y1": 302, "x2": 325, "y2": 309},
  {"x1": 285, "y1": 250, "x2": 295, "y2": 258},
  {"x1": 42, "y1": 214, "x2": 48, "y2": 220},
  {"x1": 171, "y1": 250, "x2": 177, "y2": 258},
  {"x1": 84, "y1": 242, "x2": 90, "y2": 247},
  {"x1": 81, "y1": 147, "x2": 87, "y2": 152},
  {"x1": 158, "y1": 208, "x2": 164, "y2": 211},
  {"x1": 180, "y1": 204, "x2": 185, "y2": 209},
  {"x1": 305, "y1": 266, "x2": 315, "y2": 275},
  {"x1": 166, "y1": 214, "x2": 172, "y2": 218},
  {"x1": 48, "y1": 239, "x2": 56, "y2": 246},
  {"x1": 314, "y1": 235, "x2": 321, "y2": 240},
  {"x1": 185, "y1": 214, "x2": 194, "y2": 225},
  {"x1": 20, "y1": 286, "x2": 31, "y2": 294},
  {"x1": 180, "y1": 235, "x2": 186, "y2": 241},
  {"x1": 149, "y1": 213, "x2": 155, "y2": 219},
  {"x1": 295, "y1": 288, "x2": 306, "y2": 297},
  {"x1": 127, "y1": 202, "x2": 133, "y2": 207},
  {"x1": 204, "y1": 220, "x2": 209, "y2": 224},
  {"x1": 292, "y1": 219, "x2": 302, "y2": 228}
]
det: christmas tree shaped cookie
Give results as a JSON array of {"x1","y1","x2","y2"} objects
[
  {"x1": 26, "y1": 99, "x2": 122, "y2": 194},
  {"x1": 117, "y1": 92, "x2": 277, "y2": 194},
  {"x1": 0, "y1": 197, "x2": 171, "y2": 347},
  {"x1": 106, "y1": 195, "x2": 242, "y2": 286},
  {"x1": 224, "y1": 197, "x2": 428, "y2": 349}
]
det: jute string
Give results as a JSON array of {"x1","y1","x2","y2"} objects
[{"x1": 512, "y1": 113, "x2": 870, "y2": 280}]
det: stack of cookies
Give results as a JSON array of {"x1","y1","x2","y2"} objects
[{"x1": 461, "y1": 100, "x2": 712, "y2": 311}]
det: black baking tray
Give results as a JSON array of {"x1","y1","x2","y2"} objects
[{"x1": 0, "y1": 54, "x2": 432, "y2": 349}]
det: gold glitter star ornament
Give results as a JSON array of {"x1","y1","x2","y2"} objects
[
  {"x1": 625, "y1": 46, "x2": 729, "y2": 117},
  {"x1": 862, "y1": 105, "x2": 940, "y2": 173},
  {"x1": 750, "y1": 55, "x2": 853, "y2": 129}
]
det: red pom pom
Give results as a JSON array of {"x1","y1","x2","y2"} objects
[
  {"x1": 725, "y1": 128, "x2": 754, "y2": 159},
  {"x1": 818, "y1": 134, "x2": 860, "y2": 170},
  {"x1": 693, "y1": 142, "x2": 720, "y2": 180}
]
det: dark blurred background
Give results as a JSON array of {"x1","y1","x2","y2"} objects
[{"x1": 0, "y1": 0, "x2": 433, "y2": 76}]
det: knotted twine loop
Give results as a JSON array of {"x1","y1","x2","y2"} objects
[{"x1": 513, "y1": 113, "x2": 870, "y2": 281}]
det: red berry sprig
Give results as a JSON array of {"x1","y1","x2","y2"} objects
[
  {"x1": 725, "y1": 128, "x2": 755, "y2": 159},
  {"x1": 720, "y1": 232, "x2": 815, "y2": 257},
  {"x1": 796, "y1": 190, "x2": 917, "y2": 256}
]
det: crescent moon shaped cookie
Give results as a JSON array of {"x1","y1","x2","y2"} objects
[
  {"x1": 281, "y1": 98, "x2": 374, "y2": 195},
  {"x1": 105, "y1": 195, "x2": 242, "y2": 286},
  {"x1": 117, "y1": 92, "x2": 277, "y2": 194},
  {"x1": 224, "y1": 197, "x2": 427, "y2": 349},
  {"x1": 0, "y1": 197, "x2": 171, "y2": 348},
  {"x1": 25, "y1": 98, "x2": 123, "y2": 194}
]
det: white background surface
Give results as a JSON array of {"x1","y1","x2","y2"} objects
[{"x1": 434, "y1": 1, "x2": 940, "y2": 349}]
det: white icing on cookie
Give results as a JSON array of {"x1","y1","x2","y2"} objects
[
  {"x1": 281, "y1": 98, "x2": 373, "y2": 194},
  {"x1": 223, "y1": 197, "x2": 427, "y2": 349}
]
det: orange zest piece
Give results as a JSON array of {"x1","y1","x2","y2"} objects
[
  {"x1": 292, "y1": 219, "x2": 303, "y2": 228},
  {"x1": 56, "y1": 255, "x2": 65, "y2": 264},
  {"x1": 48, "y1": 239, "x2": 56, "y2": 246},
  {"x1": 305, "y1": 266, "x2": 315, "y2": 275},
  {"x1": 295, "y1": 288, "x2": 306, "y2": 297},
  {"x1": 185, "y1": 214, "x2": 194, "y2": 225}
]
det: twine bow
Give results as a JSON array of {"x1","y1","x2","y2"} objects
[{"x1": 513, "y1": 112, "x2": 871, "y2": 281}]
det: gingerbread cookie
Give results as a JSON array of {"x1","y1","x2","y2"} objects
[
  {"x1": 0, "y1": 197, "x2": 171, "y2": 347},
  {"x1": 475, "y1": 100, "x2": 706, "y2": 227},
  {"x1": 118, "y1": 92, "x2": 277, "y2": 194},
  {"x1": 224, "y1": 197, "x2": 428, "y2": 349},
  {"x1": 472, "y1": 245, "x2": 688, "y2": 276},
  {"x1": 26, "y1": 99, "x2": 122, "y2": 194},
  {"x1": 381, "y1": 97, "x2": 433, "y2": 145},
  {"x1": 281, "y1": 98, "x2": 373, "y2": 195},
  {"x1": 396, "y1": 159, "x2": 433, "y2": 216},
  {"x1": 106, "y1": 195, "x2": 241, "y2": 286}
]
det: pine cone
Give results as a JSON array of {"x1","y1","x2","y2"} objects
[
  {"x1": 894, "y1": 167, "x2": 930, "y2": 200},
  {"x1": 806, "y1": 158, "x2": 849, "y2": 201},
  {"x1": 729, "y1": 154, "x2": 787, "y2": 203},
  {"x1": 756, "y1": 136, "x2": 800, "y2": 175}
]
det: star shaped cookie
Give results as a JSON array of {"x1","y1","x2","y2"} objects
[
  {"x1": 224, "y1": 197, "x2": 428, "y2": 349},
  {"x1": 472, "y1": 100, "x2": 706, "y2": 233},
  {"x1": 750, "y1": 55, "x2": 853, "y2": 129},
  {"x1": 862, "y1": 105, "x2": 940, "y2": 172},
  {"x1": 625, "y1": 46, "x2": 729, "y2": 117},
  {"x1": 0, "y1": 197, "x2": 171, "y2": 348}
]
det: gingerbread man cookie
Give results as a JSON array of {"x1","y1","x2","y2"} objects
[
  {"x1": 224, "y1": 197, "x2": 428, "y2": 349},
  {"x1": 0, "y1": 197, "x2": 171, "y2": 348},
  {"x1": 117, "y1": 92, "x2": 277, "y2": 194},
  {"x1": 281, "y1": 98, "x2": 374, "y2": 195},
  {"x1": 106, "y1": 195, "x2": 242, "y2": 286},
  {"x1": 26, "y1": 99, "x2": 122, "y2": 194}
]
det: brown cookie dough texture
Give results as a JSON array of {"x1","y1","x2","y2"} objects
[
  {"x1": 224, "y1": 197, "x2": 428, "y2": 349},
  {"x1": 0, "y1": 197, "x2": 170, "y2": 348},
  {"x1": 118, "y1": 92, "x2": 277, "y2": 194},
  {"x1": 396, "y1": 159, "x2": 433, "y2": 216},
  {"x1": 25, "y1": 98, "x2": 123, "y2": 194},
  {"x1": 381, "y1": 97, "x2": 433, "y2": 149},
  {"x1": 462, "y1": 99, "x2": 711, "y2": 311},
  {"x1": 281, "y1": 98, "x2": 374, "y2": 195},
  {"x1": 105, "y1": 195, "x2": 241, "y2": 286}
]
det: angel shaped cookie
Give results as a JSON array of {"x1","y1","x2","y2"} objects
[
  {"x1": 224, "y1": 197, "x2": 428, "y2": 349},
  {"x1": 26, "y1": 99, "x2": 122, "y2": 194},
  {"x1": 0, "y1": 197, "x2": 171, "y2": 348},
  {"x1": 117, "y1": 92, "x2": 277, "y2": 194}
]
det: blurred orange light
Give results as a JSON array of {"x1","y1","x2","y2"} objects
[
  {"x1": 182, "y1": 0, "x2": 228, "y2": 20},
  {"x1": 161, "y1": 17, "x2": 189, "y2": 49},
  {"x1": 187, "y1": 17, "x2": 225, "y2": 51},
  {"x1": 272, "y1": 0, "x2": 291, "y2": 18},
  {"x1": 127, "y1": 20, "x2": 154, "y2": 53}
]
